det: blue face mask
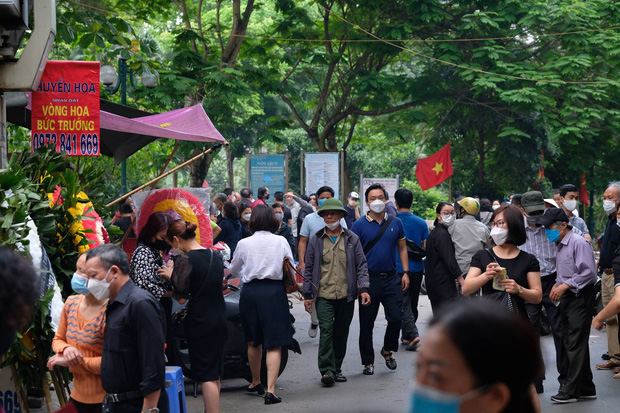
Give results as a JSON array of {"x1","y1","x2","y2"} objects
[
  {"x1": 318, "y1": 198, "x2": 327, "y2": 207},
  {"x1": 71, "y1": 273, "x2": 90, "y2": 295},
  {"x1": 545, "y1": 228, "x2": 560, "y2": 243},
  {"x1": 409, "y1": 383, "x2": 485, "y2": 413}
]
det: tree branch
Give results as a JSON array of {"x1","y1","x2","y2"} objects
[
  {"x1": 351, "y1": 100, "x2": 424, "y2": 116},
  {"x1": 342, "y1": 115, "x2": 358, "y2": 151},
  {"x1": 216, "y1": 0, "x2": 224, "y2": 55},
  {"x1": 279, "y1": 93, "x2": 313, "y2": 136}
]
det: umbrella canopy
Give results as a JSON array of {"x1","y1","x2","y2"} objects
[{"x1": 6, "y1": 95, "x2": 227, "y2": 164}]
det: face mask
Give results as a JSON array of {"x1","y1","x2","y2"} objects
[
  {"x1": 0, "y1": 321, "x2": 16, "y2": 355},
  {"x1": 153, "y1": 239, "x2": 169, "y2": 251},
  {"x1": 275, "y1": 212, "x2": 284, "y2": 222},
  {"x1": 563, "y1": 199, "x2": 577, "y2": 211},
  {"x1": 441, "y1": 214, "x2": 455, "y2": 227},
  {"x1": 490, "y1": 227, "x2": 509, "y2": 246},
  {"x1": 318, "y1": 198, "x2": 327, "y2": 208},
  {"x1": 604, "y1": 200, "x2": 617, "y2": 215},
  {"x1": 409, "y1": 383, "x2": 484, "y2": 413},
  {"x1": 526, "y1": 215, "x2": 539, "y2": 225},
  {"x1": 369, "y1": 200, "x2": 386, "y2": 213},
  {"x1": 87, "y1": 268, "x2": 112, "y2": 301},
  {"x1": 231, "y1": 196, "x2": 237, "y2": 203},
  {"x1": 265, "y1": 194, "x2": 270, "y2": 201},
  {"x1": 545, "y1": 228, "x2": 561, "y2": 243},
  {"x1": 170, "y1": 239, "x2": 184, "y2": 256},
  {"x1": 242, "y1": 213, "x2": 252, "y2": 222},
  {"x1": 287, "y1": 201, "x2": 295, "y2": 208},
  {"x1": 71, "y1": 273, "x2": 90, "y2": 295},
  {"x1": 492, "y1": 205, "x2": 500, "y2": 211},
  {"x1": 324, "y1": 221, "x2": 340, "y2": 231}
]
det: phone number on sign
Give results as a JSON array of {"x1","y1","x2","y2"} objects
[
  {"x1": 0, "y1": 390, "x2": 22, "y2": 413},
  {"x1": 31, "y1": 132, "x2": 99, "y2": 156}
]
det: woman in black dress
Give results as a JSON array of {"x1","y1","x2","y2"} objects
[
  {"x1": 425, "y1": 202, "x2": 464, "y2": 314},
  {"x1": 462, "y1": 205, "x2": 543, "y2": 317},
  {"x1": 160, "y1": 219, "x2": 227, "y2": 413}
]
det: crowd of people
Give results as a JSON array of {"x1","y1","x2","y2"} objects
[{"x1": 3, "y1": 180, "x2": 620, "y2": 413}]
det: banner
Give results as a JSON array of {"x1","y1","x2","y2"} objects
[
  {"x1": 31, "y1": 61, "x2": 100, "y2": 156},
  {"x1": 250, "y1": 155, "x2": 286, "y2": 204},
  {"x1": 361, "y1": 177, "x2": 399, "y2": 215},
  {"x1": 305, "y1": 152, "x2": 339, "y2": 198},
  {"x1": 0, "y1": 367, "x2": 22, "y2": 413}
]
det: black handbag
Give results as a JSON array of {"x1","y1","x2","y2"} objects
[{"x1": 406, "y1": 239, "x2": 426, "y2": 262}]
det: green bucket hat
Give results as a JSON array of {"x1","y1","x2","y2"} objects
[{"x1": 317, "y1": 198, "x2": 347, "y2": 216}]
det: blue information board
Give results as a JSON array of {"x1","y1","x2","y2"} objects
[{"x1": 250, "y1": 155, "x2": 286, "y2": 204}]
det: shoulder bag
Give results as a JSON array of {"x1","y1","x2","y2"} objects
[
  {"x1": 363, "y1": 215, "x2": 394, "y2": 255},
  {"x1": 484, "y1": 248, "x2": 518, "y2": 314}
]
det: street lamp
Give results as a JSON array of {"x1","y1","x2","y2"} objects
[{"x1": 100, "y1": 58, "x2": 158, "y2": 193}]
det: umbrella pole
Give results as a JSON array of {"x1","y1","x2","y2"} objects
[
  {"x1": 150, "y1": 141, "x2": 181, "y2": 190},
  {"x1": 106, "y1": 142, "x2": 224, "y2": 208}
]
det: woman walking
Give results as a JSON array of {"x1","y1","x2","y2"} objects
[
  {"x1": 424, "y1": 202, "x2": 463, "y2": 314},
  {"x1": 160, "y1": 220, "x2": 227, "y2": 413},
  {"x1": 462, "y1": 205, "x2": 543, "y2": 316},
  {"x1": 229, "y1": 204, "x2": 294, "y2": 405},
  {"x1": 48, "y1": 253, "x2": 107, "y2": 413}
]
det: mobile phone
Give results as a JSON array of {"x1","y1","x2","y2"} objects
[{"x1": 492, "y1": 267, "x2": 508, "y2": 291}]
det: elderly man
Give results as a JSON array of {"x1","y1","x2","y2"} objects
[
  {"x1": 597, "y1": 181, "x2": 620, "y2": 372},
  {"x1": 539, "y1": 208, "x2": 597, "y2": 404},
  {"x1": 303, "y1": 198, "x2": 371, "y2": 386},
  {"x1": 86, "y1": 244, "x2": 168, "y2": 413}
]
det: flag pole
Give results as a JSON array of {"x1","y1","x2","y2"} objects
[{"x1": 448, "y1": 177, "x2": 452, "y2": 203}]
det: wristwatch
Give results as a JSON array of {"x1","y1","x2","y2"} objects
[
  {"x1": 143, "y1": 408, "x2": 159, "y2": 413},
  {"x1": 518, "y1": 285, "x2": 524, "y2": 295}
]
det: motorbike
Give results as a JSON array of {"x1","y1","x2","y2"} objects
[{"x1": 170, "y1": 269, "x2": 302, "y2": 397}]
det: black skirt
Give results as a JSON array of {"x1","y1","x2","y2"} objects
[{"x1": 240, "y1": 279, "x2": 294, "y2": 350}]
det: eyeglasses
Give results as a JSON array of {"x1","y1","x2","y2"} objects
[
  {"x1": 441, "y1": 212, "x2": 455, "y2": 217},
  {"x1": 490, "y1": 220, "x2": 506, "y2": 228}
]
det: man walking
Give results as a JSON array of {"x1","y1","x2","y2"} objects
[
  {"x1": 85, "y1": 245, "x2": 168, "y2": 413},
  {"x1": 273, "y1": 191, "x2": 293, "y2": 227},
  {"x1": 596, "y1": 182, "x2": 620, "y2": 373},
  {"x1": 449, "y1": 197, "x2": 490, "y2": 276},
  {"x1": 519, "y1": 191, "x2": 569, "y2": 393},
  {"x1": 352, "y1": 184, "x2": 409, "y2": 375},
  {"x1": 298, "y1": 186, "x2": 347, "y2": 338},
  {"x1": 539, "y1": 208, "x2": 597, "y2": 403},
  {"x1": 394, "y1": 188, "x2": 429, "y2": 351},
  {"x1": 558, "y1": 184, "x2": 591, "y2": 243},
  {"x1": 303, "y1": 199, "x2": 371, "y2": 386}
]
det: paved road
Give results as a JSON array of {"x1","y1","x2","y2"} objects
[{"x1": 187, "y1": 294, "x2": 619, "y2": 413}]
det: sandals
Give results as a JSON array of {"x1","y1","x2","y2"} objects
[
  {"x1": 381, "y1": 348, "x2": 397, "y2": 370},
  {"x1": 363, "y1": 364, "x2": 374, "y2": 375}
]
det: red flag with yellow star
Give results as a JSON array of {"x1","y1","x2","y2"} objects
[{"x1": 415, "y1": 143, "x2": 453, "y2": 191}]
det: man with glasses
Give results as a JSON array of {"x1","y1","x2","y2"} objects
[
  {"x1": 303, "y1": 199, "x2": 371, "y2": 386},
  {"x1": 86, "y1": 244, "x2": 168, "y2": 413},
  {"x1": 519, "y1": 191, "x2": 568, "y2": 394}
]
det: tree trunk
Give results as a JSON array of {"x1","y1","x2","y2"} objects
[
  {"x1": 342, "y1": 149, "x2": 353, "y2": 195},
  {"x1": 189, "y1": 147, "x2": 216, "y2": 187},
  {"x1": 226, "y1": 145, "x2": 234, "y2": 188}
]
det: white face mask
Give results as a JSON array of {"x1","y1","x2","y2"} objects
[
  {"x1": 604, "y1": 200, "x2": 617, "y2": 215},
  {"x1": 275, "y1": 212, "x2": 284, "y2": 222},
  {"x1": 441, "y1": 214, "x2": 455, "y2": 227},
  {"x1": 492, "y1": 205, "x2": 500, "y2": 211},
  {"x1": 231, "y1": 196, "x2": 237, "y2": 203},
  {"x1": 490, "y1": 227, "x2": 509, "y2": 246},
  {"x1": 87, "y1": 268, "x2": 112, "y2": 301},
  {"x1": 563, "y1": 199, "x2": 577, "y2": 211},
  {"x1": 171, "y1": 239, "x2": 184, "y2": 256},
  {"x1": 324, "y1": 221, "x2": 340, "y2": 231},
  {"x1": 242, "y1": 213, "x2": 252, "y2": 222},
  {"x1": 369, "y1": 200, "x2": 386, "y2": 213}
]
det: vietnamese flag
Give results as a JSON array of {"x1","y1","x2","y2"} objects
[
  {"x1": 580, "y1": 173, "x2": 590, "y2": 206},
  {"x1": 415, "y1": 143, "x2": 453, "y2": 191}
]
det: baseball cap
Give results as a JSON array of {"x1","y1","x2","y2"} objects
[
  {"x1": 349, "y1": 191, "x2": 360, "y2": 200},
  {"x1": 457, "y1": 197, "x2": 480, "y2": 215},
  {"x1": 536, "y1": 207, "x2": 569, "y2": 227},
  {"x1": 521, "y1": 191, "x2": 545, "y2": 213}
]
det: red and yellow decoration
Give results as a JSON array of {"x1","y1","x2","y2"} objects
[
  {"x1": 137, "y1": 189, "x2": 213, "y2": 248},
  {"x1": 47, "y1": 187, "x2": 110, "y2": 253}
]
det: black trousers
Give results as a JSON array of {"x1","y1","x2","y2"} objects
[
  {"x1": 359, "y1": 275, "x2": 403, "y2": 366},
  {"x1": 105, "y1": 392, "x2": 169, "y2": 413},
  {"x1": 559, "y1": 284, "x2": 596, "y2": 397},
  {"x1": 401, "y1": 271, "x2": 423, "y2": 341},
  {"x1": 69, "y1": 398, "x2": 102, "y2": 413},
  {"x1": 525, "y1": 274, "x2": 569, "y2": 385}
]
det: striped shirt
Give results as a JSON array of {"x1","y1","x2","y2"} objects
[
  {"x1": 519, "y1": 221, "x2": 556, "y2": 277},
  {"x1": 52, "y1": 295, "x2": 107, "y2": 404}
]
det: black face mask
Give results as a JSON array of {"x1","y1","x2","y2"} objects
[
  {"x1": 0, "y1": 321, "x2": 16, "y2": 355},
  {"x1": 265, "y1": 194, "x2": 270, "y2": 201},
  {"x1": 152, "y1": 239, "x2": 170, "y2": 251}
]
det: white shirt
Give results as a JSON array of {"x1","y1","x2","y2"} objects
[
  {"x1": 289, "y1": 201, "x2": 301, "y2": 236},
  {"x1": 229, "y1": 231, "x2": 294, "y2": 283}
]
